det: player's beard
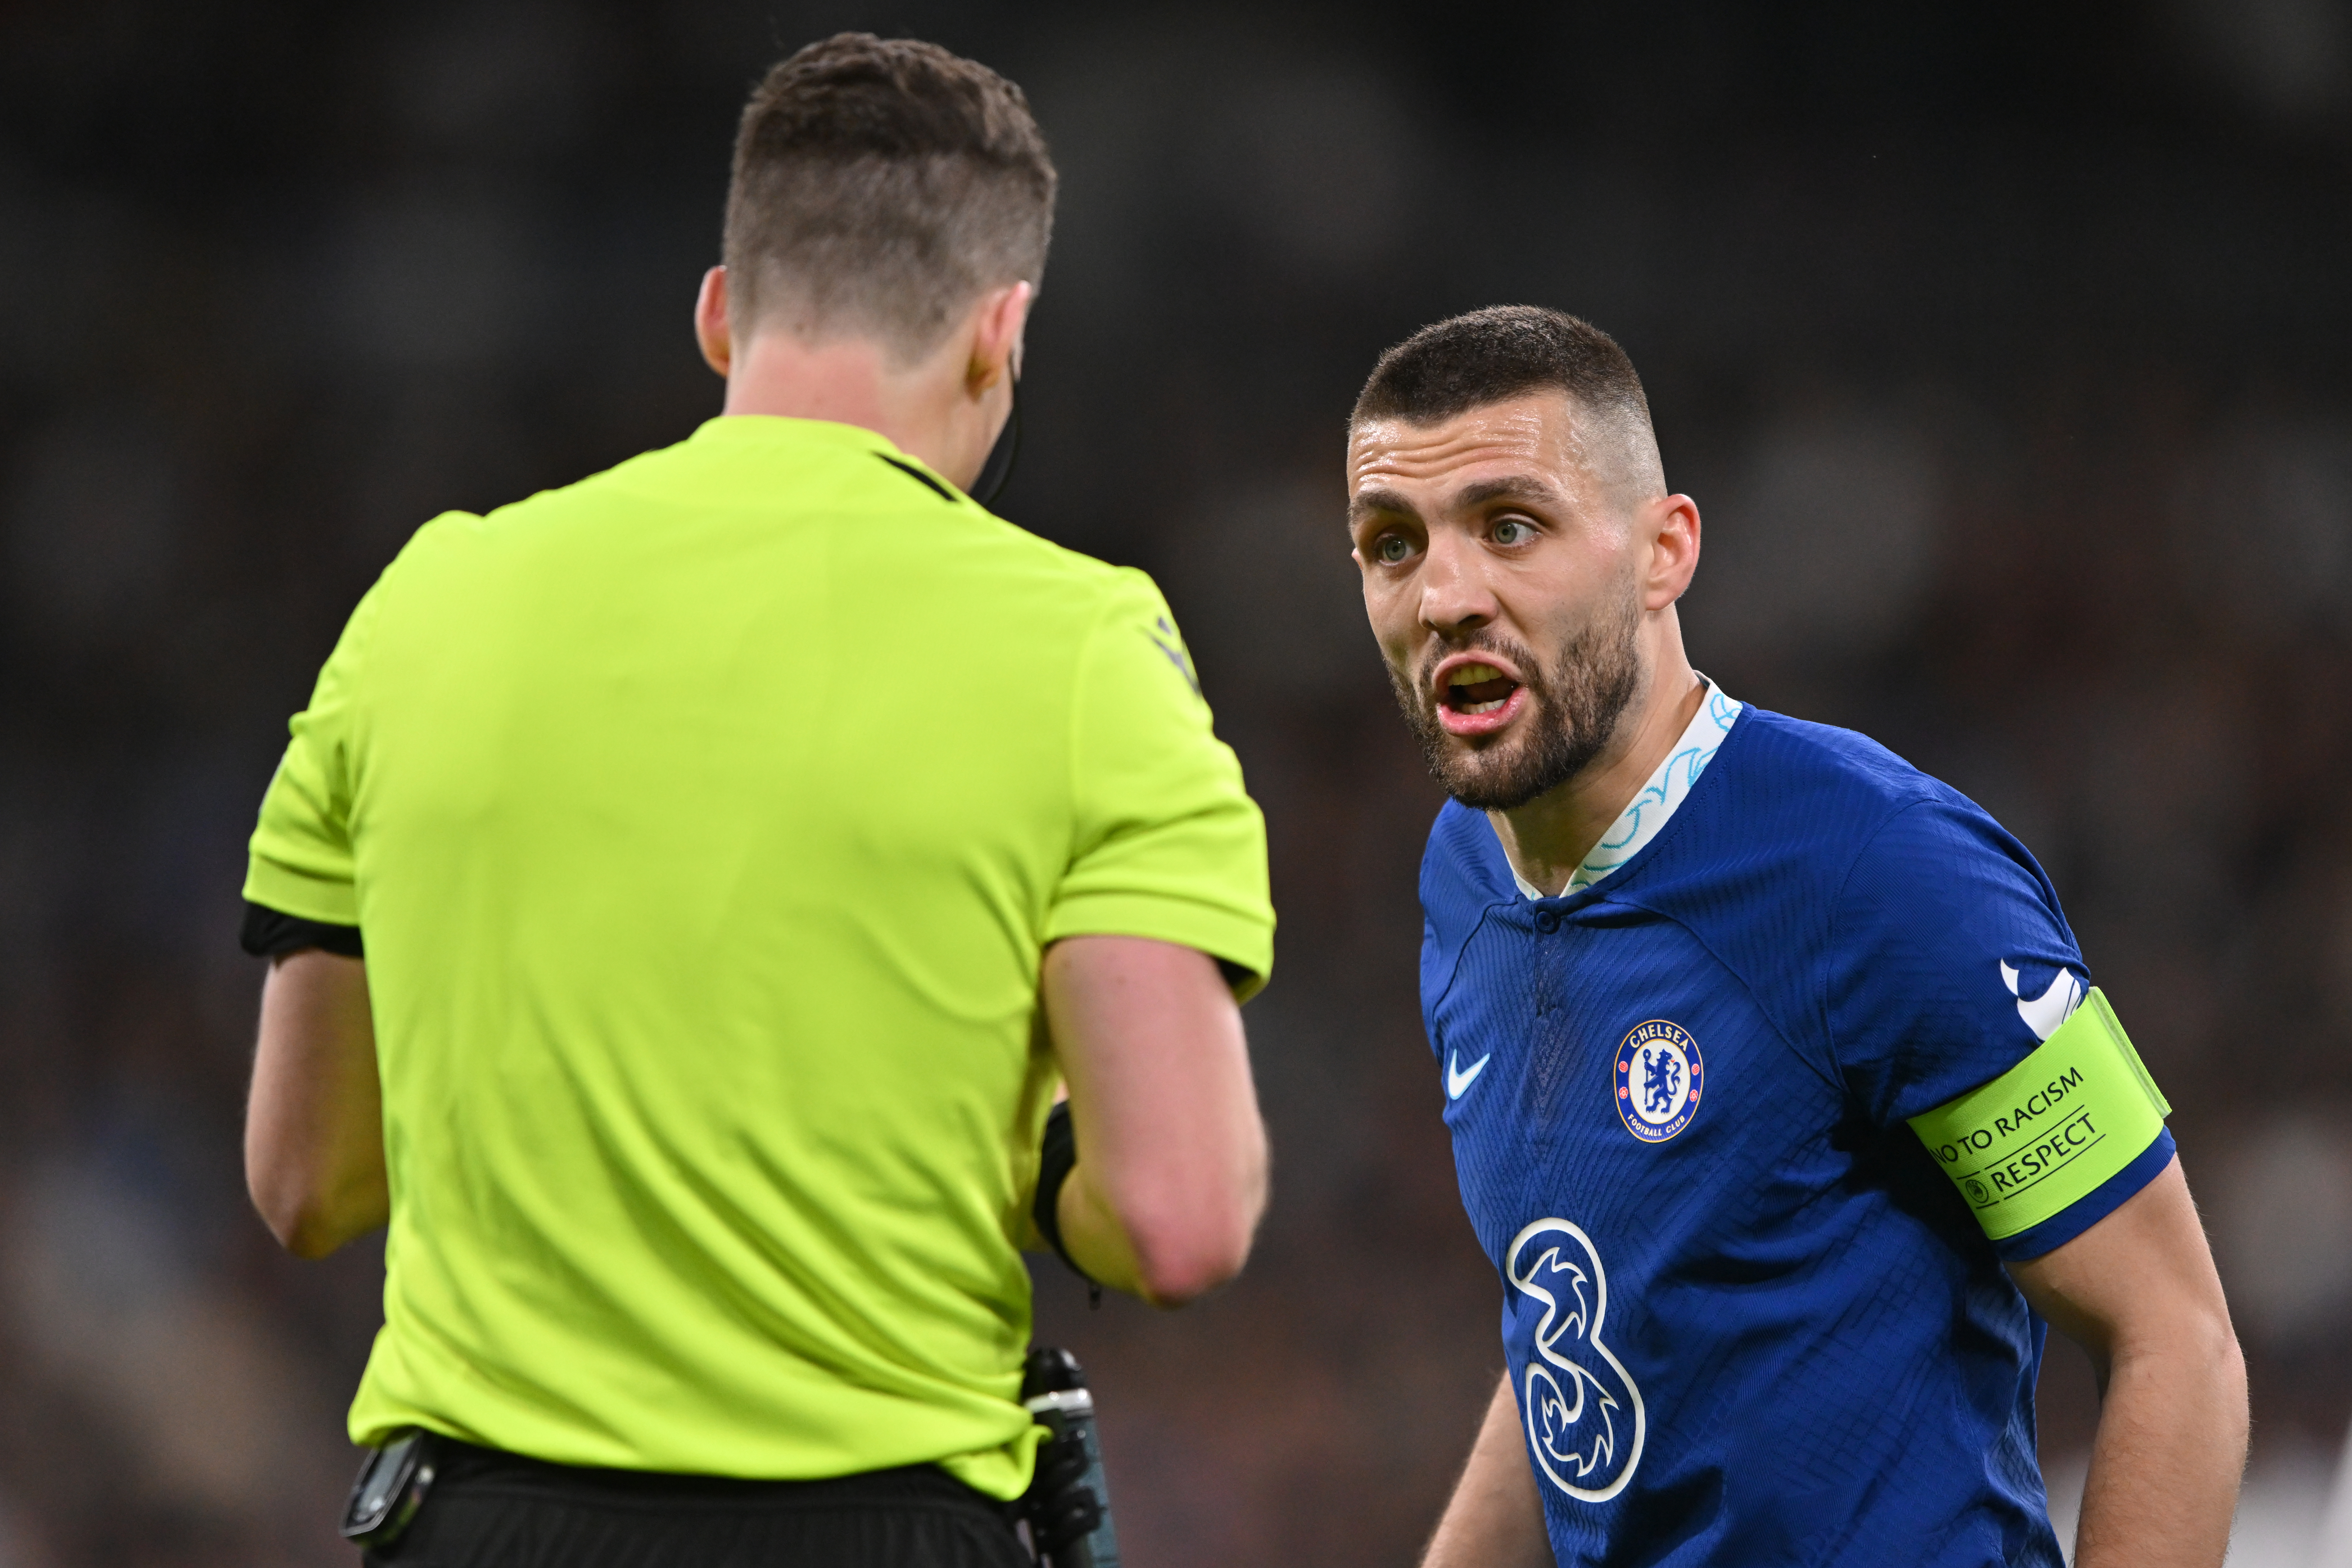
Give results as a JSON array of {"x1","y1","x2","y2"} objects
[{"x1": 1388, "y1": 589, "x2": 1644, "y2": 812}]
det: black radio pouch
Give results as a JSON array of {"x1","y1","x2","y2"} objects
[
  {"x1": 341, "y1": 1430, "x2": 440, "y2": 1549},
  {"x1": 1022, "y1": 1423, "x2": 1104, "y2": 1561}
]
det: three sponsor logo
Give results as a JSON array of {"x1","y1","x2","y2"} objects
[{"x1": 1507, "y1": 1218, "x2": 1646, "y2": 1501}]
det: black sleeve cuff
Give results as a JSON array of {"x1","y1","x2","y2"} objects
[{"x1": 240, "y1": 900, "x2": 364, "y2": 959}]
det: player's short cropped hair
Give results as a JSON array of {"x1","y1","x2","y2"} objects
[
  {"x1": 1352, "y1": 305, "x2": 1666, "y2": 504},
  {"x1": 724, "y1": 34, "x2": 1056, "y2": 364}
]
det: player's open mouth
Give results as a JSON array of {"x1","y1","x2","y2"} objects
[{"x1": 1434, "y1": 656, "x2": 1528, "y2": 737}]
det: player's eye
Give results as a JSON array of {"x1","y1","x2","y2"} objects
[
  {"x1": 1492, "y1": 518, "x2": 1536, "y2": 546},
  {"x1": 1374, "y1": 535, "x2": 1414, "y2": 564}
]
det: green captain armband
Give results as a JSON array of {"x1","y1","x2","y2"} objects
[{"x1": 1907, "y1": 988, "x2": 2171, "y2": 1241}]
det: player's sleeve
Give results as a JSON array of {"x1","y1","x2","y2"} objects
[
  {"x1": 1826, "y1": 796, "x2": 2173, "y2": 1261},
  {"x1": 241, "y1": 585, "x2": 384, "y2": 940},
  {"x1": 1043, "y1": 570, "x2": 1275, "y2": 999}
]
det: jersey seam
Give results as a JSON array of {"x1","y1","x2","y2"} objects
[
  {"x1": 1819, "y1": 794, "x2": 1948, "y2": 1094},
  {"x1": 318, "y1": 538, "x2": 417, "y2": 863},
  {"x1": 1057, "y1": 574, "x2": 1131, "y2": 897},
  {"x1": 1425, "y1": 896, "x2": 1513, "y2": 1038}
]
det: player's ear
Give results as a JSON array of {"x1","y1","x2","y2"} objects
[
  {"x1": 965, "y1": 280, "x2": 1033, "y2": 399},
  {"x1": 1644, "y1": 493, "x2": 1701, "y2": 610},
  {"x1": 694, "y1": 266, "x2": 732, "y2": 378}
]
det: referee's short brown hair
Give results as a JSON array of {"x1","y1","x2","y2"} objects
[{"x1": 724, "y1": 33, "x2": 1057, "y2": 365}]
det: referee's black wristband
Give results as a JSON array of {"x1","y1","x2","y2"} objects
[{"x1": 1033, "y1": 1101, "x2": 1095, "y2": 1288}]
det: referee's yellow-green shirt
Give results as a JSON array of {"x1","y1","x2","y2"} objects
[{"x1": 243, "y1": 415, "x2": 1274, "y2": 1498}]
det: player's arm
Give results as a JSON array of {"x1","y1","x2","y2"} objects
[
  {"x1": 1041, "y1": 934, "x2": 1266, "y2": 1307},
  {"x1": 2006, "y1": 1156, "x2": 2246, "y2": 1568},
  {"x1": 1899, "y1": 975, "x2": 2243, "y2": 1565},
  {"x1": 1420, "y1": 1373, "x2": 1551, "y2": 1568},
  {"x1": 245, "y1": 948, "x2": 388, "y2": 1258}
]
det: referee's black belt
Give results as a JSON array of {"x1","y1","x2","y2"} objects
[{"x1": 424, "y1": 1437, "x2": 1010, "y2": 1519}]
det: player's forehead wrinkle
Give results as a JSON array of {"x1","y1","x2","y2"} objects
[
  {"x1": 1350, "y1": 420, "x2": 1547, "y2": 484},
  {"x1": 1347, "y1": 397, "x2": 1590, "y2": 527}
]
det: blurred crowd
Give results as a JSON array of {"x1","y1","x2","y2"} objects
[{"x1": 3, "y1": 3, "x2": 2349, "y2": 1564}]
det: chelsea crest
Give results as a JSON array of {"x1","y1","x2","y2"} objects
[{"x1": 1614, "y1": 1020, "x2": 1703, "y2": 1143}]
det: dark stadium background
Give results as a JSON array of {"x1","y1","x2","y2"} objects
[{"x1": 4, "y1": 2, "x2": 2351, "y2": 1563}]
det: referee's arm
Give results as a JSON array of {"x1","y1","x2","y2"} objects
[
  {"x1": 243, "y1": 933, "x2": 1273, "y2": 1301},
  {"x1": 1041, "y1": 935, "x2": 1267, "y2": 1307},
  {"x1": 246, "y1": 947, "x2": 386, "y2": 1258}
]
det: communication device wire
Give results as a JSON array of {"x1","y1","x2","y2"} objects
[{"x1": 972, "y1": 376, "x2": 1021, "y2": 508}]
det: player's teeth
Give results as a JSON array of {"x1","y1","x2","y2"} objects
[
  {"x1": 1450, "y1": 662, "x2": 1503, "y2": 686},
  {"x1": 1464, "y1": 698, "x2": 1504, "y2": 714}
]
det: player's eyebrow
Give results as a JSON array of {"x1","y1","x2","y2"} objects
[
  {"x1": 1451, "y1": 475, "x2": 1561, "y2": 511},
  {"x1": 1348, "y1": 487, "x2": 1419, "y2": 527}
]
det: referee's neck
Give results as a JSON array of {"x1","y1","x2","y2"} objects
[
  {"x1": 693, "y1": 271, "x2": 1029, "y2": 495},
  {"x1": 720, "y1": 332, "x2": 954, "y2": 464}
]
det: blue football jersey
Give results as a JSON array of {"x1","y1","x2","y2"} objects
[{"x1": 1420, "y1": 706, "x2": 2173, "y2": 1567}]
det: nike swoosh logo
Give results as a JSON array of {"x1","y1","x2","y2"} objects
[
  {"x1": 1999, "y1": 961, "x2": 2084, "y2": 1043},
  {"x1": 1447, "y1": 1049, "x2": 1493, "y2": 1100}
]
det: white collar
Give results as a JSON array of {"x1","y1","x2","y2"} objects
[{"x1": 1506, "y1": 679, "x2": 1744, "y2": 900}]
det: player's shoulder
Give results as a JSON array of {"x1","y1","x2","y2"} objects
[
  {"x1": 1723, "y1": 706, "x2": 1943, "y2": 811},
  {"x1": 1663, "y1": 705, "x2": 2042, "y2": 914},
  {"x1": 1410, "y1": 705, "x2": 1951, "y2": 926},
  {"x1": 1705, "y1": 707, "x2": 1975, "y2": 845}
]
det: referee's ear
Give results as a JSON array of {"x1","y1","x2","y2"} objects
[
  {"x1": 694, "y1": 265, "x2": 734, "y2": 378},
  {"x1": 963, "y1": 280, "x2": 1033, "y2": 398}
]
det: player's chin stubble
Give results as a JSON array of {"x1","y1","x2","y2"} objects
[{"x1": 1388, "y1": 594, "x2": 1644, "y2": 813}]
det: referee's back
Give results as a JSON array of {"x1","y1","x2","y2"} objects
[
  {"x1": 246, "y1": 410, "x2": 1271, "y2": 1495},
  {"x1": 240, "y1": 43, "x2": 1277, "y2": 1552}
]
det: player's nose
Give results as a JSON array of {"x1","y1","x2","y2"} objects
[{"x1": 1417, "y1": 532, "x2": 1498, "y2": 637}]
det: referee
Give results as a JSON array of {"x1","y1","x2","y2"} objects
[{"x1": 238, "y1": 35, "x2": 1273, "y2": 1567}]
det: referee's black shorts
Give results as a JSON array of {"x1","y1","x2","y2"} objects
[{"x1": 363, "y1": 1439, "x2": 1030, "y2": 1568}]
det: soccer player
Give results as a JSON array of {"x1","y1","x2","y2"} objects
[
  {"x1": 238, "y1": 35, "x2": 1274, "y2": 1567},
  {"x1": 1345, "y1": 306, "x2": 2245, "y2": 1567}
]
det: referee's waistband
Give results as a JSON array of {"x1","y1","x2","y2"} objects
[{"x1": 427, "y1": 1437, "x2": 1011, "y2": 1518}]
